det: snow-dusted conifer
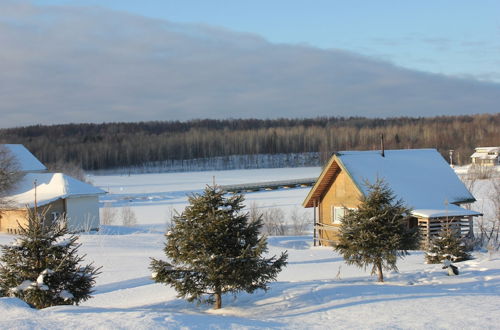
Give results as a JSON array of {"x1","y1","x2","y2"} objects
[
  {"x1": 425, "y1": 225, "x2": 471, "y2": 264},
  {"x1": 335, "y1": 179, "x2": 420, "y2": 282},
  {"x1": 150, "y1": 185, "x2": 288, "y2": 309},
  {"x1": 0, "y1": 208, "x2": 100, "y2": 308}
]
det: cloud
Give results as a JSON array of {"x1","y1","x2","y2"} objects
[{"x1": 0, "y1": 2, "x2": 499, "y2": 128}]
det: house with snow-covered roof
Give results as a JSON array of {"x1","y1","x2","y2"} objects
[
  {"x1": 303, "y1": 149, "x2": 481, "y2": 247},
  {"x1": 0, "y1": 172, "x2": 106, "y2": 234},
  {"x1": 470, "y1": 147, "x2": 500, "y2": 166},
  {"x1": 2, "y1": 144, "x2": 47, "y2": 173}
]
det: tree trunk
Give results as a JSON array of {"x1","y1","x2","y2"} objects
[
  {"x1": 376, "y1": 261, "x2": 384, "y2": 282},
  {"x1": 214, "y1": 291, "x2": 222, "y2": 309}
]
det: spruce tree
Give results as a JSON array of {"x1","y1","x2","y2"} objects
[
  {"x1": 335, "y1": 179, "x2": 420, "y2": 282},
  {"x1": 0, "y1": 208, "x2": 100, "y2": 308},
  {"x1": 425, "y1": 225, "x2": 471, "y2": 264},
  {"x1": 150, "y1": 185, "x2": 288, "y2": 309}
]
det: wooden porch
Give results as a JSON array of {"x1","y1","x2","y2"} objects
[{"x1": 313, "y1": 215, "x2": 475, "y2": 249}]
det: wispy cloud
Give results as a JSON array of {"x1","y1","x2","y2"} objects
[{"x1": 0, "y1": 2, "x2": 499, "y2": 128}]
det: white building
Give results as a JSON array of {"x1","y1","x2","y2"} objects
[
  {"x1": 0, "y1": 144, "x2": 105, "y2": 233},
  {"x1": 470, "y1": 147, "x2": 500, "y2": 166}
]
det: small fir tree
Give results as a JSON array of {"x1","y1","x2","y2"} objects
[
  {"x1": 0, "y1": 208, "x2": 100, "y2": 308},
  {"x1": 425, "y1": 225, "x2": 471, "y2": 264},
  {"x1": 335, "y1": 179, "x2": 420, "y2": 282},
  {"x1": 150, "y1": 185, "x2": 288, "y2": 309}
]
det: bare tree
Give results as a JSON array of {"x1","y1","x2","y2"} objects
[
  {"x1": 47, "y1": 161, "x2": 88, "y2": 183},
  {"x1": 121, "y1": 206, "x2": 137, "y2": 227},
  {"x1": 289, "y1": 206, "x2": 311, "y2": 235},
  {"x1": 0, "y1": 146, "x2": 24, "y2": 207},
  {"x1": 262, "y1": 207, "x2": 286, "y2": 236},
  {"x1": 477, "y1": 178, "x2": 500, "y2": 252},
  {"x1": 101, "y1": 202, "x2": 117, "y2": 225},
  {"x1": 248, "y1": 201, "x2": 263, "y2": 223}
]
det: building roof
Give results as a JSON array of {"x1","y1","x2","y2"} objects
[
  {"x1": 473, "y1": 146, "x2": 500, "y2": 153},
  {"x1": 6, "y1": 172, "x2": 106, "y2": 208},
  {"x1": 470, "y1": 152, "x2": 499, "y2": 160},
  {"x1": 303, "y1": 149, "x2": 480, "y2": 218},
  {"x1": 2, "y1": 144, "x2": 47, "y2": 172}
]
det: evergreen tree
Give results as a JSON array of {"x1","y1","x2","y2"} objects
[
  {"x1": 425, "y1": 225, "x2": 471, "y2": 264},
  {"x1": 335, "y1": 179, "x2": 420, "y2": 282},
  {"x1": 0, "y1": 208, "x2": 100, "y2": 308},
  {"x1": 150, "y1": 186, "x2": 288, "y2": 309}
]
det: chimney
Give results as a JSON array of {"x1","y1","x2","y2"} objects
[{"x1": 380, "y1": 134, "x2": 385, "y2": 157}]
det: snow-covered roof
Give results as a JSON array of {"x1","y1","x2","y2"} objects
[
  {"x1": 304, "y1": 149, "x2": 479, "y2": 218},
  {"x1": 2, "y1": 144, "x2": 47, "y2": 172},
  {"x1": 470, "y1": 152, "x2": 499, "y2": 160},
  {"x1": 412, "y1": 204, "x2": 481, "y2": 218},
  {"x1": 6, "y1": 173, "x2": 106, "y2": 208},
  {"x1": 474, "y1": 146, "x2": 500, "y2": 153}
]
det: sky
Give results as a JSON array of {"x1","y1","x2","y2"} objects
[{"x1": 0, "y1": 0, "x2": 499, "y2": 128}]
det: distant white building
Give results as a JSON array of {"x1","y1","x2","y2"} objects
[
  {"x1": 0, "y1": 144, "x2": 105, "y2": 233},
  {"x1": 470, "y1": 147, "x2": 500, "y2": 166}
]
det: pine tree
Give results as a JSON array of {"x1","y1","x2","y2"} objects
[
  {"x1": 150, "y1": 185, "x2": 288, "y2": 309},
  {"x1": 425, "y1": 225, "x2": 471, "y2": 264},
  {"x1": 0, "y1": 208, "x2": 100, "y2": 309},
  {"x1": 335, "y1": 179, "x2": 420, "y2": 282}
]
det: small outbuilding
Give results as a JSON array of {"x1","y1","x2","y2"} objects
[
  {"x1": 470, "y1": 147, "x2": 500, "y2": 166},
  {"x1": 303, "y1": 149, "x2": 481, "y2": 247},
  {"x1": 0, "y1": 172, "x2": 105, "y2": 234}
]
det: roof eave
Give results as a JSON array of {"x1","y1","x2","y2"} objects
[
  {"x1": 303, "y1": 153, "x2": 363, "y2": 208},
  {"x1": 302, "y1": 154, "x2": 338, "y2": 208}
]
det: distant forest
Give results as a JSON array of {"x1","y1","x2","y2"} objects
[{"x1": 0, "y1": 114, "x2": 498, "y2": 170}]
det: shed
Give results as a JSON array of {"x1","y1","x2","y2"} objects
[
  {"x1": 303, "y1": 149, "x2": 481, "y2": 247},
  {"x1": 470, "y1": 147, "x2": 500, "y2": 166},
  {"x1": 0, "y1": 172, "x2": 106, "y2": 233}
]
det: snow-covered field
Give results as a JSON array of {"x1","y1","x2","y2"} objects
[{"x1": 1, "y1": 167, "x2": 499, "y2": 329}]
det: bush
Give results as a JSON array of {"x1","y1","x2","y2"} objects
[{"x1": 425, "y1": 225, "x2": 472, "y2": 264}]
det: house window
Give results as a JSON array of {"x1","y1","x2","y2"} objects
[
  {"x1": 331, "y1": 206, "x2": 357, "y2": 224},
  {"x1": 51, "y1": 212, "x2": 61, "y2": 222}
]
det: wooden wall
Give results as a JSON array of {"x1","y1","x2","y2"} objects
[
  {"x1": 0, "y1": 199, "x2": 66, "y2": 234},
  {"x1": 317, "y1": 168, "x2": 362, "y2": 245}
]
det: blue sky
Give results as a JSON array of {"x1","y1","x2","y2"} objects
[
  {"x1": 36, "y1": 0, "x2": 500, "y2": 82},
  {"x1": 0, "y1": 1, "x2": 499, "y2": 127}
]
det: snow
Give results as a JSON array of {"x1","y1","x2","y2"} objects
[
  {"x1": 54, "y1": 238, "x2": 73, "y2": 247},
  {"x1": 2, "y1": 144, "x2": 47, "y2": 172},
  {"x1": 412, "y1": 204, "x2": 482, "y2": 218},
  {"x1": 471, "y1": 152, "x2": 498, "y2": 160},
  {"x1": 7, "y1": 172, "x2": 106, "y2": 208},
  {"x1": 11, "y1": 280, "x2": 34, "y2": 293},
  {"x1": 37, "y1": 269, "x2": 54, "y2": 286},
  {"x1": 0, "y1": 166, "x2": 499, "y2": 328},
  {"x1": 58, "y1": 290, "x2": 74, "y2": 301},
  {"x1": 336, "y1": 149, "x2": 478, "y2": 217}
]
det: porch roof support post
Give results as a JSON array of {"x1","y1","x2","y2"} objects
[
  {"x1": 313, "y1": 199, "x2": 317, "y2": 247},
  {"x1": 467, "y1": 216, "x2": 474, "y2": 239}
]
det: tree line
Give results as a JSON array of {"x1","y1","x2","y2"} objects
[{"x1": 0, "y1": 114, "x2": 498, "y2": 170}]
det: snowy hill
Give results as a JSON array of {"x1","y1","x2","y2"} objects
[{"x1": 1, "y1": 166, "x2": 499, "y2": 328}]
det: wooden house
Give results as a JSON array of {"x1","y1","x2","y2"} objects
[
  {"x1": 470, "y1": 147, "x2": 500, "y2": 166},
  {"x1": 303, "y1": 149, "x2": 481, "y2": 247},
  {"x1": 0, "y1": 172, "x2": 106, "y2": 234}
]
